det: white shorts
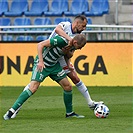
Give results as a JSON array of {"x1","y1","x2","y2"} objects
[{"x1": 58, "y1": 56, "x2": 74, "y2": 74}]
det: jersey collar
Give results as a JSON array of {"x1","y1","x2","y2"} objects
[{"x1": 71, "y1": 24, "x2": 75, "y2": 34}]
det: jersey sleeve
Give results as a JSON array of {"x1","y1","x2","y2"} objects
[
  {"x1": 58, "y1": 21, "x2": 71, "y2": 31},
  {"x1": 50, "y1": 36, "x2": 68, "y2": 48}
]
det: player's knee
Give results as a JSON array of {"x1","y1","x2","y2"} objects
[
  {"x1": 64, "y1": 83, "x2": 72, "y2": 91},
  {"x1": 29, "y1": 81, "x2": 40, "y2": 93}
]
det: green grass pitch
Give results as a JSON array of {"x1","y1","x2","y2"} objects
[{"x1": 0, "y1": 86, "x2": 132, "y2": 133}]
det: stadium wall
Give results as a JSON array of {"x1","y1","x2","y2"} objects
[{"x1": 0, "y1": 42, "x2": 132, "y2": 86}]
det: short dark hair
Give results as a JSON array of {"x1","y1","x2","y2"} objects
[
  {"x1": 74, "y1": 15, "x2": 87, "y2": 22},
  {"x1": 74, "y1": 34, "x2": 86, "y2": 47}
]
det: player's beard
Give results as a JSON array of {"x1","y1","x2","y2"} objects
[{"x1": 77, "y1": 29, "x2": 82, "y2": 34}]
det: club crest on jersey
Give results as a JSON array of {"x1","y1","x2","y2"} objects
[{"x1": 39, "y1": 74, "x2": 44, "y2": 80}]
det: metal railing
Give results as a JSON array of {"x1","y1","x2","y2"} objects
[{"x1": 0, "y1": 24, "x2": 133, "y2": 41}]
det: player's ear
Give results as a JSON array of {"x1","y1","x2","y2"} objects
[{"x1": 73, "y1": 40, "x2": 77, "y2": 45}]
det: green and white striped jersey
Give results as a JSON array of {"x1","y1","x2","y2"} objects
[{"x1": 35, "y1": 36, "x2": 68, "y2": 67}]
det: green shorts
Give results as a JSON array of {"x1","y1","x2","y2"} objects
[{"x1": 31, "y1": 62, "x2": 67, "y2": 83}]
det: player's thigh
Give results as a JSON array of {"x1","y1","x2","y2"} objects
[
  {"x1": 31, "y1": 63, "x2": 49, "y2": 82},
  {"x1": 67, "y1": 70, "x2": 80, "y2": 84},
  {"x1": 49, "y1": 63, "x2": 72, "y2": 91},
  {"x1": 58, "y1": 77, "x2": 72, "y2": 91},
  {"x1": 49, "y1": 64, "x2": 66, "y2": 82}
]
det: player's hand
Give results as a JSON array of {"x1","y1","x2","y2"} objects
[
  {"x1": 37, "y1": 61, "x2": 45, "y2": 72},
  {"x1": 68, "y1": 63, "x2": 75, "y2": 71},
  {"x1": 62, "y1": 47, "x2": 69, "y2": 54},
  {"x1": 64, "y1": 39, "x2": 73, "y2": 50}
]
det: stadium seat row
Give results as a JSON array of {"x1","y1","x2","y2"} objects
[
  {"x1": 0, "y1": 17, "x2": 92, "y2": 27},
  {"x1": 0, "y1": 17, "x2": 92, "y2": 41},
  {"x1": 0, "y1": 0, "x2": 109, "y2": 17},
  {"x1": 2, "y1": 35, "x2": 49, "y2": 41}
]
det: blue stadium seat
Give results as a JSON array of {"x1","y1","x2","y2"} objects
[
  {"x1": 54, "y1": 17, "x2": 72, "y2": 24},
  {"x1": 84, "y1": 0, "x2": 109, "y2": 16},
  {"x1": 64, "y1": 0, "x2": 89, "y2": 16},
  {"x1": 4, "y1": 0, "x2": 28, "y2": 17},
  {"x1": 0, "y1": 18, "x2": 11, "y2": 26},
  {"x1": 25, "y1": 0, "x2": 48, "y2": 16},
  {"x1": 87, "y1": 18, "x2": 92, "y2": 24},
  {"x1": 102, "y1": 0, "x2": 109, "y2": 14},
  {"x1": 14, "y1": 18, "x2": 31, "y2": 25},
  {"x1": 34, "y1": 18, "x2": 52, "y2": 25},
  {"x1": 0, "y1": 18, "x2": 11, "y2": 31},
  {"x1": 36, "y1": 35, "x2": 48, "y2": 41},
  {"x1": 0, "y1": 0, "x2": 8, "y2": 16},
  {"x1": 87, "y1": 18, "x2": 92, "y2": 30},
  {"x1": 2, "y1": 35, "x2": 13, "y2": 41},
  {"x1": 34, "y1": 17, "x2": 52, "y2": 31},
  {"x1": 44, "y1": 0, "x2": 68, "y2": 16},
  {"x1": 16, "y1": 35, "x2": 33, "y2": 41},
  {"x1": 13, "y1": 17, "x2": 31, "y2": 31}
]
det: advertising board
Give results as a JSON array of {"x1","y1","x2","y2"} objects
[{"x1": 0, "y1": 42, "x2": 132, "y2": 86}]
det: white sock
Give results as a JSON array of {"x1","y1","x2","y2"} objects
[
  {"x1": 76, "y1": 80, "x2": 93, "y2": 105},
  {"x1": 23, "y1": 83, "x2": 30, "y2": 91},
  {"x1": 9, "y1": 108, "x2": 15, "y2": 113},
  {"x1": 66, "y1": 112, "x2": 73, "y2": 115}
]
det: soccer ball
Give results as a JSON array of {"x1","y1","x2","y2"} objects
[{"x1": 94, "y1": 104, "x2": 110, "y2": 118}]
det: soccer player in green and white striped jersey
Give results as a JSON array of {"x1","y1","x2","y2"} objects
[
  {"x1": 10, "y1": 15, "x2": 104, "y2": 119},
  {"x1": 3, "y1": 34, "x2": 87, "y2": 120}
]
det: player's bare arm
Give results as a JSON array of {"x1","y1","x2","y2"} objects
[
  {"x1": 64, "y1": 56, "x2": 75, "y2": 71},
  {"x1": 65, "y1": 50, "x2": 74, "y2": 59},
  {"x1": 37, "y1": 40, "x2": 51, "y2": 72},
  {"x1": 63, "y1": 49, "x2": 75, "y2": 71},
  {"x1": 55, "y1": 24, "x2": 72, "y2": 42}
]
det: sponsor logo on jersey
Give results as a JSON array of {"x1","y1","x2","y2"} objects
[{"x1": 54, "y1": 39, "x2": 57, "y2": 45}]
